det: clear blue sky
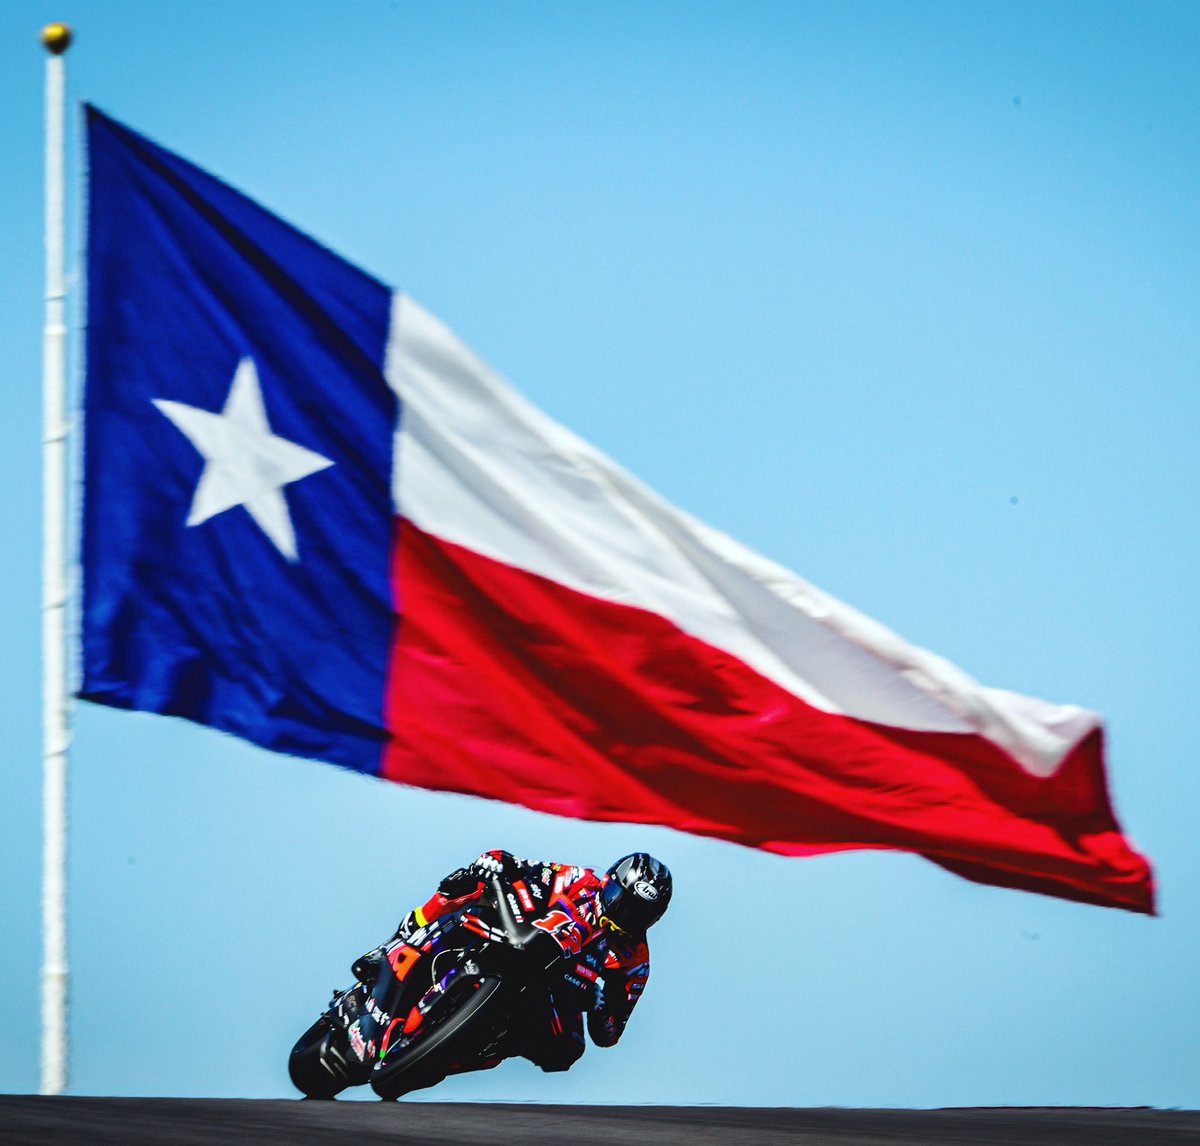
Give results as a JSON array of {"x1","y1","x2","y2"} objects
[{"x1": 2, "y1": 0, "x2": 1197, "y2": 1107}]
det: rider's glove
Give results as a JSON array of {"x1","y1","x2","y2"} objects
[
  {"x1": 473, "y1": 851, "x2": 508, "y2": 876},
  {"x1": 471, "y1": 850, "x2": 522, "y2": 878},
  {"x1": 439, "y1": 866, "x2": 485, "y2": 899},
  {"x1": 438, "y1": 851, "x2": 516, "y2": 899}
]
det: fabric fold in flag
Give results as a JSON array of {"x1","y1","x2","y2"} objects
[{"x1": 82, "y1": 105, "x2": 1154, "y2": 913}]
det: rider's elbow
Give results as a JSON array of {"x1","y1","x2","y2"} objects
[{"x1": 586, "y1": 1010, "x2": 625, "y2": 1048}]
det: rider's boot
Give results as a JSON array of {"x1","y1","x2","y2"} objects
[{"x1": 350, "y1": 910, "x2": 422, "y2": 984}]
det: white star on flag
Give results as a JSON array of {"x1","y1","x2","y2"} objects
[{"x1": 153, "y1": 357, "x2": 334, "y2": 561}]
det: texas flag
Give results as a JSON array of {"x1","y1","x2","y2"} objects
[{"x1": 82, "y1": 107, "x2": 1153, "y2": 913}]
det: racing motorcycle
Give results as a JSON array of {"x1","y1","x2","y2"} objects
[{"x1": 288, "y1": 872, "x2": 600, "y2": 1100}]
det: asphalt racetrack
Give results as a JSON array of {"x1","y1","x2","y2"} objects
[{"x1": 1, "y1": 1099, "x2": 1198, "y2": 1145}]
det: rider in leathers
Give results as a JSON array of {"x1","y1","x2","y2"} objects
[{"x1": 355, "y1": 849, "x2": 672, "y2": 1073}]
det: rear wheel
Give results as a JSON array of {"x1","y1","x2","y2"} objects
[{"x1": 370, "y1": 976, "x2": 507, "y2": 1101}]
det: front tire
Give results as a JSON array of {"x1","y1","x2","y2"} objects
[
  {"x1": 370, "y1": 976, "x2": 507, "y2": 1101},
  {"x1": 288, "y1": 1015, "x2": 354, "y2": 1099}
]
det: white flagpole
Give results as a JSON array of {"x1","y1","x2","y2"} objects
[{"x1": 40, "y1": 20, "x2": 73, "y2": 1098}]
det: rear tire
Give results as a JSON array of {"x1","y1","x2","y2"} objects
[{"x1": 370, "y1": 976, "x2": 507, "y2": 1101}]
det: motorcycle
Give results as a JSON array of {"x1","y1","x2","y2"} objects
[{"x1": 288, "y1": 872, "x2": 601, "y2": 1100}]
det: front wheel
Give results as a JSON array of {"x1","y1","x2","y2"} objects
[
  {"x1": 370, "y1": 976, "x2": 507, "y2": 1101},
  {"x1": 288, "y1": 1014, "x2": 356, "y2": 1099}
]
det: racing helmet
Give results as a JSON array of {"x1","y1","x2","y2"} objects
[{"x1": 599, "y1": 853, "x2": 672, "y2": 933}]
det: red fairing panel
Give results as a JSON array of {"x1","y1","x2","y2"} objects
[{"x1": 382, "y1": 522, "x2": 1153, "y2": 914}]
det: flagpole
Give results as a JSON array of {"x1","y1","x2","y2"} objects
[{"x1": 40, "y1": 20, "x2": 73, "y2": 1098}]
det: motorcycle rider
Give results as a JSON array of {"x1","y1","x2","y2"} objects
[{"x1": 353, "y1": 849, "x2": 672, "y2": 1074}]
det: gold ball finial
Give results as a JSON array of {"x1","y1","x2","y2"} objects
[{"x1": 41, "y1": 23, "x2": 73, "y2": 55}]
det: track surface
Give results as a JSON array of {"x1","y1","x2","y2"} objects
[{"x1": 1, "y1": 1099, "x2": 1197, "y2": 1145}]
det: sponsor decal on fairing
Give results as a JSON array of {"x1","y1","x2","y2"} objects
[
  {"x1": 513, "y1": 880, "x2": 535, "y2": 911},
  {"x1": 366, "y1": 997, "x2": 391, "y2": 1026},
  {"x1": 348, "y1": 1020, "x2": 367, "y2": 1062}
]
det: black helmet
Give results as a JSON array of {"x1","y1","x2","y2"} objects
[{"x1": 599, "y1": 853, "x2": 672, "y2": 933}]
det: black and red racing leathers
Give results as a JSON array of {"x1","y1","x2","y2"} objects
[{"x1": 401, "y1": 849, "x2": 651, "y2": 1069}]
